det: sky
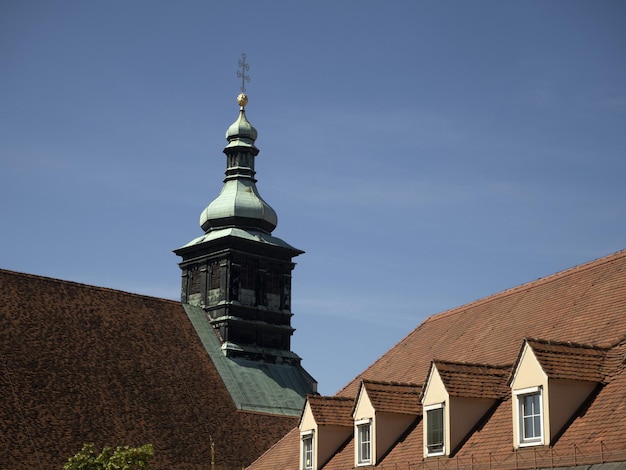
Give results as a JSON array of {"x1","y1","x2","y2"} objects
[{"x1": 1, "y1": 1, "x2": 625, "y2": 396}]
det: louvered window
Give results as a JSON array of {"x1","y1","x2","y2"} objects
[{"x1": 425, "y1": 404, "x2": 445, "y2": 456}]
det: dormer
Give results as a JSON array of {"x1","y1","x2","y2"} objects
[
  {"x1": 509, "y1": 338, "x2": 606, "y2": 449},
  {"x1": 298, "y1": 395, "x2": 353, "y2": 470},
  {"x1": 352, "y1": 380, "x2": 421, "y2": 467},
  {"x1": 421, "y1": 360, "x2": 510, "y2": 458}
]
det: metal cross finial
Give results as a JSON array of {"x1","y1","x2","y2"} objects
[{"x1": 237, "y1": 53, "x2": 250, "y2": 93}]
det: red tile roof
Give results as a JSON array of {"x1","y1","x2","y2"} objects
[
  {"x1": 431, "y1": 360, "x2": 510, "y2": 399},
  {"x1": 248, "y1": 249, "x2": 626, "y2": 469},
  {"x1": 522, "y1": 338, "x2": 608, "y2": 383},
  {"x1": 360, "y1": 380, "x2": 422, "y2": 415},
  {"x1": 0, "y1": 269, "x2": 296, "y2": 469},
  {"x1": 306, "y1": 395, "x2": 354, "y2": 427}
]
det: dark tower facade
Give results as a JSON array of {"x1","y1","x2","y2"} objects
[{"x1": 174, "y1": 92, "x2": 305, "y2": 367}]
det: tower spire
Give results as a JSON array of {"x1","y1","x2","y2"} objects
[{"x1": 198, "y1": 56, "x2": 277, "y2": 234}]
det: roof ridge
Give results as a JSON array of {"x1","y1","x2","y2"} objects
[
  {"x1": 362, "y1": 379, "x2": 422, "y2": 388},
  {"x1": 525, "y1": 337, "x2": 611, "y2": 351},
  {"x1": 0, "y1": 268, "x2": 179, "y2": 304},
  {"x1": 307, "y1": 394, "x2": 353, "y2": 402},
  {"x1": 433, "y1": 359, "x2": 512, "y2": 370},
  {"x1": 424, "y1": 249, "x2": 626, "y2": 326}
]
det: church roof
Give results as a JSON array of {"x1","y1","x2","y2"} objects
[
  {"x1": 183, "y1": 303, "x2": 315, "y2": 416},
  {"x1": 248, "y1": 249, "x2": 626, "y2": 469},
  {"x1": 0, "y1": 269, "x2": 296, "y2": 469}
]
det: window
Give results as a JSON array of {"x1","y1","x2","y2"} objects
[
  {"x1": 301, "y1": 432, "x2": 313, "y2": 470},
  {"x1": 356, "y1": 419, "x2": 372, "y2": 466},
  {"x1": 425, "y1": 403, "x2": 445, "y2": 456},
  {"x1": 516, "y1": 387, "x2": 543, "y2": 446}
]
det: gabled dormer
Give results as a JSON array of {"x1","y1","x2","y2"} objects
[
  {"x1": 298, "y1": 395, "x2": 353, "y2": 470},
  {"x1": 509, "y1": 338, "x2": 607, "y2": 449},
  {"x1": 421, "y1": 360, "x2": 510, "y2": 458},
  {"x1": 352, "y1": 380, "x2": 421, "y2": 467}
]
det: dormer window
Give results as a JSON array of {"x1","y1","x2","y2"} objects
[
  {"x1": 355, "y1": 419, "x2": 372, "y2": 466},
  {"x1": 301, "y1": 431, "x2": 314, "y2": 470},
  {"x1": 515, "y1": 386, "x2": 544, "y2": 446},
  {"x1": 424, "y1": 403, "x2": 445, "y2": 456}
]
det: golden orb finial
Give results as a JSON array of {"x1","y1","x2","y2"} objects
[{"x1": 237, "y1": 92, "x2": 248, "y2": 108}]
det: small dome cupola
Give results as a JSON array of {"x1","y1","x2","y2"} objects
[
  {"x1": 199, "y1": 92, "x2": 278, "y2": 234},
  {"x1": 224, "y1": 93, "x2": 259, "y2": 153}
]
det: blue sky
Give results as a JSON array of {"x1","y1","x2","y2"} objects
[{"x1": 1, "y1": 1, "x2": 625, "y2": 395}]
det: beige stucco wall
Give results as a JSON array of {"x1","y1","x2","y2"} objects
[
  {"x1": 449, "y1": 397, "x2": 495, "y2": 453},
  {"x1": 422, "y1": 367, "x2": 450, "y2": 457},
  {"x1": 375, "y1": 412, "x2": 416, "y2": 462},
  {"x1": 317, "y1": 426, "x2": 352, "y2": 469},
  {"x1": 548, "y1": 378, "x2": 596, "y2": 442},
  {"x1": 353, "y1": 389, "x2": 375, "y2": 466},
  {"x1": 299, "y1": 401, "x2": 316, "y2": 432},
  {"x1": 511, "y1": 344, "x2": 549, "y2": 447}
]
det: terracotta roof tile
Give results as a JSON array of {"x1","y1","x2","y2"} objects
[
  {"x1": 0, "y1": 269, "x2": 296, "y2": 469},
  {"x1": 307, "y1": 395, "x2": 354, "y2": 427},
  {"x1": 249, "y1": 250, "x2": 626, "y2": 469},
  {"x1": 362, "y1": 380, "x2": 422, "y2": 415},
  {"x1": 245, "y1": 427, "x2": 300, "y2": 470},
  {"x1": 432, "y1": 360, "x2": 511, "y2": 399},
  {"x1": 525, "y1": 338, "x2": 608, "y2": 383},
  {"x1": 338, "y1": 250, "x2": 626, "y2": 398}
]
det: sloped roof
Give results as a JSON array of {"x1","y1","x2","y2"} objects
[
  {"x1": 430, "y1": 360, "x2": 510, "y2": 399},
  {"x1": 338, "y1": 249, "x2": 626, "y2": 398},
  {"x1": 0, "y1": 269, "x2": 296, "y2": 470},
  {"x1": 306, "y1": 395, "x2": 354, "y2": 427},
  {"x1": 248, "y1": 249, "x2": 626, "y2": 469},
  {"x1": 183, "y1": 303, "x2": 315, "y2": 416},
  {"x1": 360, "y1": 380, "x2": 422, "y2": 415},
  {"x1": 520, "y1": 338, "x2": 609, "y2": 383}
]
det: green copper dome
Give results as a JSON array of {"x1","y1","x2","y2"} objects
[{"x1": 199, "y1": 95, "x2": 277, "y2": 234}]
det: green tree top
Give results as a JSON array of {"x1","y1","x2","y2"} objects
[{"x1": 64, "y1": 443, "x2": 154, "y2": 470}]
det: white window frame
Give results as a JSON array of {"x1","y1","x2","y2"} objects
[
  {"x1": 355, "y1": 418, "x2": 372, "y2": 466},
  {"x1": 301, "y1": 430, "x2": 314, "y2": 470},
  {"x1": 515, "y1": 386, "x2": 544, "y2": 447},
  {"x1": 424, "y1": 403, "x2": 446, "y2": 457}
]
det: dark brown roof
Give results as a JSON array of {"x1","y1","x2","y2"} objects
[
  {"x1": 248, "y1": 249, "x2": 626, "y2": 469},
  {"x1": 430, "y1": 360, "x2": 510, "y2": 399},
  {"x1": 306, "y1": 395, "x2": 354, "y2": 427},
  {"x1": 0, "y1": 269, "x2": 296, "y2": 470},
  {"x1": 360, "y1": 380, "x2": 422, "y2": 415}
]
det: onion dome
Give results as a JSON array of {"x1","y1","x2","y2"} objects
[{"x1": 199, "y1": 93, "x2": 278, "y2": 234}]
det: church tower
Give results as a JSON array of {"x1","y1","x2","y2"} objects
[{"x1": 174, "y1": 57, "x2": 315, "y2": 415}]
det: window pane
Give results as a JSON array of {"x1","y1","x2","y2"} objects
[
  {"x1": 520, "y1": 392, "x2": 542, "y2": 442},
  {"x1": 358, "y1": 423, "x2": 371, "y2": 463},
  {"x1": 427, "y1": 408, "x2": 444, "y2": 453},
  {"x1": 302, "y1": 436, "x2": 313, "y2": 470}
]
